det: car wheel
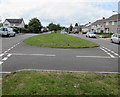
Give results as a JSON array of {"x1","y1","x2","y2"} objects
[
  {"x1": 7, "y1": 34, "x2": 10, "y2": 37},
  {"x1": 119, "y1": 41, "x2": 120, "y2": 45},
  {"x1": 111, "y1": 39, "x2": 113, "y2": 43},
  {"x1": 13, "y1": 34, "x2": 16, "y2": 37}
]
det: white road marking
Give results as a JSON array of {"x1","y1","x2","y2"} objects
[
  {"x1": 0, "y1": 53, "x2": 4, "y2": 57},
  {"x1": 2, "y1": 57, "x2": 8, "y2": 61},
  {"x1": 102, "y1": 47, "x2": 119, "y2": 57},
  {"x1": 100, "y1": 47, "x2": 115, "y2": 58},
  {"x1": 76, "y1": 56, "x2": 113, "y2": 58},
  {"x1": 3, "y1": 42, "x2": 20, "y2": 54},
  {"x1": 0, "y1": 72, "x2": 11, "y2": 74},
  {"x1": 0, "y1": 62, "x2": 3, "y2": 65},
  {"x1": 1, "y1": 42, "x2": 20, "y2": 64},
  {"x1": 7, "y1": 54, "x2": 12, "y2": 57},
  {"x1": 106, "y1": 53, "x2": 115, "y2": 58},
  {"x1": 12, "y1": 53, "x2": 56, "y2": 57},
  {"x1": 16, "y1": 69, "x2": 119, "y2": 74}
]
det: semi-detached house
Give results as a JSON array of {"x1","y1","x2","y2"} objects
[
  {"x1": 83, "y1": 14, "x2": 120, "y2": 33},
  {"x1": 3, "y1": 18, "x2": 25, "y2": 28}
]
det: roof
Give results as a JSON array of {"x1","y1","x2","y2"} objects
[
  {"x1": 106, "y1": 14, "x2": 120, "y2": 21},
  {"x1": 91, "y1": 14, "x2": 120, "y2": 26},
  {"x1": 91, "y1": 19, "x2": 106, "y2": 25},
  {"x1": 6, "y1": 19, "x2": 24, "y2": 24},
  {"x1": 73, "y1": 25, "x2": 83, "y2": 29}
]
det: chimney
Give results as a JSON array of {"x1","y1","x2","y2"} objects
[{"x1": 103, "y1": 17, "x2": 105, "y2": 19}]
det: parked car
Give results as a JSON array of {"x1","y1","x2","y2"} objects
[
  {"x1": 111, "y1": 33, "x2": 120, "y2": 44},
  {"x1": 61, "y1": 31, "x2": 68, "y2": 34},
  {"x1": 86, "y1": 32, "x2": 96, "y2": 38},
  {"x1": 0, "y1": 27, "x2": 16, "y2": 37}
]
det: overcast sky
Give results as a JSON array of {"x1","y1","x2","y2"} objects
[{"x1": 0, "y1": 0, "x2": 119, "y2": 27}]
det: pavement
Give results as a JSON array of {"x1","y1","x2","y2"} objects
[{"x1": 0, "y1": 33, "x2": 119, "y2": 76}]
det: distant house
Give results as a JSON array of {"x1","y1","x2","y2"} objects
[
  {"x1": 82, "y1": 22, "x2": 91, "y2": 32},
  {"x1": 41, "y1": 27, "x2": 49, "y2": 32},
  {"x1": 90, "y1": 18, "x2": 106, "y2": 33},
  {"x1": 104, "y1": 14, "x2": 120, "y2": 33},
  {"x1": 72, "y1": 25, "x2": 82, "y2": 32},
  {"x1": 3, "y1": 18, "x2": 25, "y2": 28},
  {"x1": 87, "y1": 14, "x2": 120, "y2": 33}
]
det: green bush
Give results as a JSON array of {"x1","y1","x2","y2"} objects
[{"x1": 12, "y1": 27, "x2": 28, "y2": 33}]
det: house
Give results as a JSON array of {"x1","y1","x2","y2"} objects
[
  {"x1": 89, "y1": 14, "x2": 120, "y2": 33},
  {"x1": 104, "y1": 14, "x2": 120, "y2": 33},
  {"x1": 41, "y1": 27, "x2": 49, "y2": 32},
  {"x1": 3, "y1": 18, "x2": 25, "y2": 28},
  {"x1": 82, "y1": 22, "x2": 91, "y2": 32},
  {"x1": 72, "y1": 25, "x2": 83, "y2": 32}
]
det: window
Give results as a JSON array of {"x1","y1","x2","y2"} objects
[
  {"x1": 2, "y1": 28, "x2": 7, "y2": 31},
  {"x1": 15, "y1": 24, "x2": 19, "y2": 26},
  {"x1": 118, "y1": 21, "x2": 120, "y2": 26},
  {"x1": 112, "y1": 21, "x2": 117, "y2": 25},
  {"x1": 4, "y1": 24, "x2": 9, "y2": 27},
  {"x1": 112, "y1": 22, "x2": 114, "y2": 25},
  {"x1": 106, "y1": 22, "x2": 109, "y2": 25}
]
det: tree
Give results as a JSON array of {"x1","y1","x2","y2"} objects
[
  {"x1": 28, "y1": 18, "x2": 42, "y2": 33},
  {"x1": 75, "y1": 23, "x2": 78, "y2": 26},
  {"x1": 69, "y1": 24, "x2": 73, "y2": 31},
  {"x1": 47, "y1": 23, "x2": 61, "y2": 31}
]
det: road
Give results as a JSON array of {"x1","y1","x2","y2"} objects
[{"x1": 0, "y1": 33, "x2": 119, "y2": 75}]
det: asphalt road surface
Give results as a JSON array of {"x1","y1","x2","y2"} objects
[{"x1": 1, "y1": 33, "x2": 119, "y2": 75}]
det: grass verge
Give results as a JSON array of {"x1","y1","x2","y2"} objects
[
  {"x1": 23, "y1": 32, "x2": 99, "y2": 48},
  {"x1": 2, "y1": 70, "x2": 119, "y2": 96}
]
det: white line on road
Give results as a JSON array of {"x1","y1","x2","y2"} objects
[
  {"x1": 7, "y1": 54, "x2": 12, "y2": 57},
  {"x1": 0, "y1": 72, "x2": 11, "y2": 74},
  {"x1": 3, "y1": 42, "x2": 20, "y2": 54},
  {"x1": 102, "y1": 47, "x2": 119, "y2": 57},
  {"x1": 76, "y1": 56, "x2": 114, "y2": 58},
  {"x1": 2, "y1": 57, "x2": 8, "y2": 61},
  {"x1": 12, "y1": 53, "x2": 56, "y2": 57},
  {"x1": 100, "y1": 47, "x2": 115, "y2": 58},
  {"x1": 0, "y1": 62, "x2": 3, "y2": 65},
  {"x1": 16, "y1": 69, "x2": 119, "y2": 74},
  {"x1": 0, "y1": 53, "x2": 4, "y2": 57}
]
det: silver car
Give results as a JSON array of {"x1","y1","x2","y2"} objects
[
  {"x1": 0, "y1": 27, "x2": 16, "y2": 37},
  {"x1": 111, "y1": 33, "x2": 120, "y2": 44},
  {"x1": 86, "y1": 32, "x2": 96, "y2": 38}
]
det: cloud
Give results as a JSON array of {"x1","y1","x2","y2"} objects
[{"x1": 0, "y1": 0, "x2": 119, "y2": 27}]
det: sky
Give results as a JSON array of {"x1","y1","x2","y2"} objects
[{"x1": 0, "y1": 0, "x2": 119, "y2": 27}]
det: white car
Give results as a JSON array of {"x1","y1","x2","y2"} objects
[
  {"x1": 0, "y1": 27, "x2": 16, "y2": 37},
  {"x1": 61, "y1": 31, "x2": 67, "y2": 34},
  {"x1": 111, "y1": 33, "x2": 120, "y2": 44},
  {"x1": 86, "y1": 32, "x2": 96, "y2": 38}
]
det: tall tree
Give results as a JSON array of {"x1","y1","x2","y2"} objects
[
  {"x1": 28, "y1": 18, "x2": 42, "y2": 33},
  {"x1": 47, "y1": 23, "x2": 61, "y2": 31},
  {"x1": 69, "y1": 24, "x2": 73, "y2": 31},
  {"x1": 75, "y1": 23, "x2": 78, "y2": 26}
]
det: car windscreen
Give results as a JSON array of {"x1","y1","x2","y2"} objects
[{"x1": 89, "y1": 32, "x2": 94, "y2": 34}]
